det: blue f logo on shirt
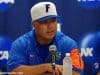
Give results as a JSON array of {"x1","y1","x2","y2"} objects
[{"x1": 45, "y1": 4, "x2": 50, "y2": 13}]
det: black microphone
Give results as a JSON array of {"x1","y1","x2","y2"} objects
[{"x1": 49, "y1": 45, "x2": 57, "y2": 74}]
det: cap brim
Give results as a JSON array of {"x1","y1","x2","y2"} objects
[{"x1": 35, "y1": 15, "x2": 59, "y2": 22}]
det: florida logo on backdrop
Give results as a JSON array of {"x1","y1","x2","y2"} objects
[
  {"x1": 80, "y1": 33, "x2": 94, "y2": 58},
  {"x1": 0, "y1": 0, "x2": 15, "y2": 12},
  {"x1": 79, "y1": 32, "x2": 100, "y2": 73},
  {"x1": 77, "y1": 0, "x2": 100, "y2": 9},
  {"x1": 80, "y1": 32, "x2": 100, "y2": 61},
  {"x1": 0, "y1": 36, "x2": 12, "y2": 68}
]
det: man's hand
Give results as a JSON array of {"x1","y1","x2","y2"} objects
[
  {"x1": 44, "y1": 64, "x2": 63, "y2": 75},
  {"x1": 55, "y1": 65, "x2": 63, "y2": 75}
]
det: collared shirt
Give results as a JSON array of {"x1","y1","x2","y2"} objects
[{"x1": 7, "y1": 30, "x2": 83, "y2": 74}]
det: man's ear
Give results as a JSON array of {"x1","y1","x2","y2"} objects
[{"x1": 32, "y1": 22, "x2": 37, "y2": 28}]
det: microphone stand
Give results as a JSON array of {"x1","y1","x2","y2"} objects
[
  {"x1": 49, "y1": 45, "x2": 61, "y2": 75},
  {"x1": 51, "y1": 54, "x2": 56, "y2": 75},
  {"x1": 52, "y1": 63, "x2": 55, "y2": 75}
]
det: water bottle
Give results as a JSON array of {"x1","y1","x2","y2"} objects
[{"x1": 63, "y1": 53, "x2": 72, "y2": 75}]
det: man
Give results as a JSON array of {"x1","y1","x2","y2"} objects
[{"x1": 7, "y1": 2, "x2": 83, "y2": 75}]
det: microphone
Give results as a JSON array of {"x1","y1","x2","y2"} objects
[{"x1": 49, "y1": 45, "x2": 57, "y2": 75}]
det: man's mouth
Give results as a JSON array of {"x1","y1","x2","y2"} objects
[{"x1": 47, "y1": 31, "x2": 55, "y2": 35}]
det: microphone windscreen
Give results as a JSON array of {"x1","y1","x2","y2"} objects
[{"x1": 49, "y1": 45, "x2": 57, "y2": 52}]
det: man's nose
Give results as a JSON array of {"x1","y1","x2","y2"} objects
[{"x1": 47, "y1": 23, "x2": 54, "y2": 29}]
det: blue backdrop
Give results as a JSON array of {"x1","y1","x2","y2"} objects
[{"x1": 0, "y1": 0, "x2": 100, "y2": 41}]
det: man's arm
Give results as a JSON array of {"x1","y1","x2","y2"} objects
[
  {"x1": 12, "y1": 64, "x2": 81, "y2": 75},
  {"x1": 11, "y1": 64, "x2": 53, "y2": 75}
]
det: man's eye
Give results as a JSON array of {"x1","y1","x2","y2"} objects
[
  {"x1": 38, "y1": 18, "x2": 56, "y2": 24},
  {"x1": 51, "y1": 19, "x2": 56, "y2": 22},
  {"x1": 39, "y1": 21, "x2": 47, "y2": 24}
]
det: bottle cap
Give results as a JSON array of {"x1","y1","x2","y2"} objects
[{"x1": 66, "y1": 53, "x2": 70, "y2": 56}]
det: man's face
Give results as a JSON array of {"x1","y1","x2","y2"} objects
[{"x1": 33, "y1": 18, "x2": 57, "y2": 40}]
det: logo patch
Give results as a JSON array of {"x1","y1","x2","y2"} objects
[
  {"x1": 0, "y1": 0, "x2": 15, "y2": 12},
  {"x1": 77, "y1": 0, "x2": 100, "y2": 9},
  {"x1": 45, "y1": 4, "x2": 50, "y2": 13}
]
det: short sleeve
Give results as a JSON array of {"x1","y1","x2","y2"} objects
[
  {"x1": 7, "y1": 38, "x2": 28, "y2": 72},
  {"x1": 70, "y1": 48, "x2": 84, "y2": 74},
  {"x1": 63, "y1": 36, "x2": 84, "y2": 74}
]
